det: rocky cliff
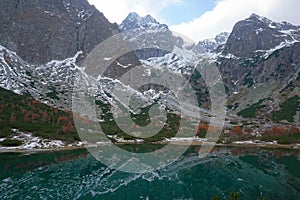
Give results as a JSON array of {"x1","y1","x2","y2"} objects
[{"x1": 0, "y1": 0, "x2": 119, "y2": 64}]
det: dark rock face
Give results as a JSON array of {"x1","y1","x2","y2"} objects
[
  {"x1": 219, "y1": 43, "x2": 300, "y2": 89},
  {"x1": 0, "y1": 0, "x2": 119, "y2": 64},
  {"x1": 212, "y1": 15, "x2": 300, "y2": 121},
  {"x1": 216, "y1": 14, "x2": 300, "y2": 97},
  {"x1": 223, "y1": 14, "x2": 300, "y2": 58}
]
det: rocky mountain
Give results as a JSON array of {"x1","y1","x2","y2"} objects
[
  {"x1": 119, "y1": 12, "x2": 186, "y2": 60},
  {"x1": 1, "y1": 0, "x2": 300, "y2": 144},
  {"x1": 0, "y1": 43, "x2": 154, "y2": 112},
  {"x1": 213, "y1": 14, "x2": 300, "y2": 125},
  {"x1": 119, "y1": 12, "x2": 230, "y2": 58},
  {"x1": 0, "y1": 0, "x2": 141, "y2": 78},
  {"x1": 224, "y1": 13, "x2": 300, "y2": 58},
  {"x1": 0, "y1": 0, "x2": 120, "y2": 64},
  {"x1": 126, "y1": 13, "x2": 300, "y2": 125},
  {"x1": 197, "y1": 32, "x2": 230, "y2": 53},
  {"x1": 0, "y1": 0, "x2": 146, "y2": 108},
  {"x1": 119, "y1": 12, "x2": 168, "y2": 31}
]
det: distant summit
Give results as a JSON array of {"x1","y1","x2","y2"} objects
[
  {"x1": 119, "y1": 12, "x2": 168, "y2": 31},
  {"x1": 197, "y1": 32, "x2": 230, "y2": 52}
]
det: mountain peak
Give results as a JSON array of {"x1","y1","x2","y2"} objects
[
  {"x1": 249, "y1": 13, "x2": 262, "y2": 19},
  {"x1": 223, "y1": 13, "x2": 300, "y2": 58},
  {"x1": 126, "y1": 12, "x2": 141, "y2": 21},
  {"x1": 119, "y1": 13, "x2": 167, "y2": 31},
  {"x1": 247, "y1": 13, "x2": 272, "y2": 23},
  {"x1": 144, "y1": 14, "x2": 158, "y2": 23},
  {"x1": 128, "y1": 12, "x2": 140, "y2": 18},
  {"x1": 197, "y1": 32, "x2": 229, "y2": 52}
]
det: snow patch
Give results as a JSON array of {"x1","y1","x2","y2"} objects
[
  {"x1": 46, "y1": 51, "x2": 83, "y2": 67},
  {"x1": 103, "y1": 57, "x2": 114, "y2": 61},
  {"x1": 255, "y1": 28, "x2": 264, "y2": 35},
  {"x1": 263, "y1": 40, "x2": 299, "y2": 59},
  {"x1": 116, "y1": 61, "x2": 130, "y2": 69}
]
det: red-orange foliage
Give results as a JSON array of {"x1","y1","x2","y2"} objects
[
  {"x1": 264, "y1": 124, "x2": 299, "y2": 136},
  {"x1": 290, "y1": 125, "x2": 299, "y2": 134},
  {"x1": 271, "y1": 125, "x2": 285, "y2": 136},
  {"x1": 173, "y1": 124, "x2": 179, "y2": 130},
  {"x1": 196, "y1": 123, "x2": 208, "y2": 133},
  {"x1": 42, "y1": 111, "x2": 49, "y2": 121},
  {"x1": 23, "y1": 111, "x2": 30, "y2": 123},
  {"x1": 230, "y1": 126, "x2": 242, "y2": 135},
  {"x1": 57, "y1": 115, "x2": 69, "y2": 125},
  {"x1": 62, "y1": 121, "x2": 75, "y2": 133},
  {"x1": 278, "y1": 125, "x2": 284, "y2": 134}
]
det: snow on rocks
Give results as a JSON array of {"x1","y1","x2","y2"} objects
[
  {"x1": 262, "y1": 40, "x2": 299, "y2": 59},
  {"x1": 0, "y1": 129, "x2": 84, "y2": 151},
  {"x1": 0, "y1": 130, "x2": 65, "y2": 150}
]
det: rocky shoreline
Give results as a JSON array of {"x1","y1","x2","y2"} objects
[{"x1": 1, "y1": 140, "x2": 300, "y2": 153}]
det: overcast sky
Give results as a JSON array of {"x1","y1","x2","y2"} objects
[{"x1": 87, "y1": 0, "x2": 300, "y2": 43}]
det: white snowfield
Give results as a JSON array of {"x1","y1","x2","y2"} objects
[{"x1": 0, "y1": 129, "x2": 85, "y2": 151}]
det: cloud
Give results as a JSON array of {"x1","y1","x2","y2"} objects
[
  {"x1": 170, "y1": 0, "x2": 300, "y2": 43},
  {"x1": 87, "y1": 0, "x2": 181, "y2": 24}
]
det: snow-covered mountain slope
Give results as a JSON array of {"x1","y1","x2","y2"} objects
[
  {"x1": 197, "y1": 32, "x2": 230, "y2": 53},
  {"x1": 0, "y1": 44, "x2": 215, "y2": 124},
  {"x1": 1, "y1": 9, "x2": 300, "y2": 127},
  {"x1": 0, "y1": 44, "x2": 85, "y2": 109},
  {"x1": 141, "y1": 53, "x2": 194, "y2": 76},
  {"x1": 0, "y1": 45, "x2": 33, "y2": 94}
]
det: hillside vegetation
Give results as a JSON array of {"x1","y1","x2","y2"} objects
[{"x1": 0, "y1": 88, "x2": 78, "y2": 142}]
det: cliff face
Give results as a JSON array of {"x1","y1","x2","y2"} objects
[
  {"x1": 224, "y1": 14, "x2": 300, "y2": 58},
  {"x1": 0, "y1": 0, "x2": 119, "y2": 64},
  {"x1": 218, "y1": 14, "x2": 300, "y2": 90},
  {"x1": 0, "y1": 0, "x2": 143, "y2": 111}
]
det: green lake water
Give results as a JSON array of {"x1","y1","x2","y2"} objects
[{"x1": 0, "y1": 146, "x2": 300, "y2": 200}]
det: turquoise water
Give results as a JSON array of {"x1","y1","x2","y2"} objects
[{"x1": 0, "y1": 146, "x2": 300, "y2": 199}]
